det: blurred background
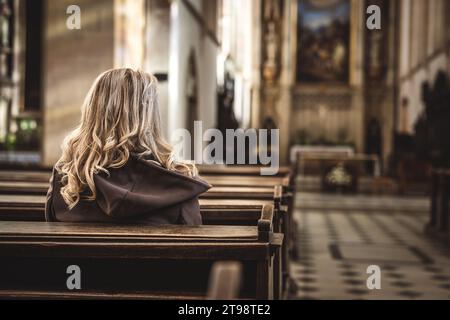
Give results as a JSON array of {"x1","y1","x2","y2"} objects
[
  {"x1": 1, "y1": 0, "x2": 450, "y2": 299},
  {"x1": 1, "y1": 0, "x2": 449, "y2": 189},
  {"x1": 0, "y1": 0, "x2": 449, "y2": 176}
]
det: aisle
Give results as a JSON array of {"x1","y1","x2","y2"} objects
[{"x1": 292, "y1": 192, "x2": 450, "y2": 300}]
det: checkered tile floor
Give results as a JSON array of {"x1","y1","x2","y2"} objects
[{"x1": 291, "y1": 192, "x2": 450, "y2": 300}]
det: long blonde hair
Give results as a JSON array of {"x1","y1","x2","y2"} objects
[{"x1": 56, "y1": 68, "x2": 195, "y2": 209}]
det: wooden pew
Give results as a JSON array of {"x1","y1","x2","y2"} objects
[
  {"x1": 0, "y1": 171, "x2": 291, "y2": 249},
  {"x1": 196, "y1": 167, "x2": 294, "y2": 266},
  {"x1": 199, "y1": 166, "x2": 294, "y2": 203},
  {"x1": 0, "y1": 171, "x2": 292, "y2": 298},
  {"x1": 0, "y1": 196, "x2": 285, "y2": 299},
  {"x1": 0, "y1": 196, "x2": 285, "y2": 251},
  {"x1": 0, "y1": 180, "x2": 280, "y2": 198},
  {"x1": 0, "y1": 169, "x2": 292, "y2": 218},
  {"x1": 0, "y1": 195, "x2": 276, "y2": 223},
  {"x1": 0, "y1": 167, "x2": 291, "y2": 182},
  {"x1": 199, "y1": 166, "x2": 295, "y2": 261},
  {"x1": 199, "y1": 166, "x2": 296, "y2": 271},
  {"x1": 197, "y1": 164, "x2": 291, "y2": 177},
  {"x1": 0, "y1": 183, "x2": 285, "y2": 236},
  {"x1": 0, "y1": 170, "x2": 51, "y2": 182},
  {"x1": 0, "y1": 214, "x2": 282, "y2": 299},
  {"x1": 0, "y1": 183, "x2": 285, "y2": 229},
  {"x1": 0, "y1": 181, "x2": 49, "y2": 195},
  {"x1": 0, "y1": 194, "x2": 44, "y2": 221},
  {"x1": 0, "y1": 167, "x2": 293, "y2": 298},
  {"x1": 0, "y1": 172, "x2": 290, "y2": 212},
  {"x1": 203, "y1": 175, "x2": 289, "y2": 188},
  {"x1": 0, "y1": 174, "x2": 290, "y2": 232},
  {"x1": 205, "y1": 183, "x2": 288, "y2": 293},
  {"x1": 0, "y1": 167, "x2": 290, "y2": 180},
  {"x1": 0, "y1": 166, "x2": 294, "y2": 189}
]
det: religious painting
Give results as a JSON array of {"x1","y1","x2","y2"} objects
[{"x1": 296, "y1": 0, "x2": 350, "y2": 83}]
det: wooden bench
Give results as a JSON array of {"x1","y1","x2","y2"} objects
[
  {"x1": 1, "y1": 260, "x2": 244, "y2": 300},
  {"x1": 199, "y1": 165, "x2": 294, "y2": 200},
  {"x1": 197, "y1": 164, "x2": 291, "y2": 177},
  {"x1": 0, "y1": 181, "x2": 49, "y2": 195},
  {"x1": 0, "y1": 196, "x2": 284, "y2": 228},
  {"x1": 202, "y1": 172, "x2": 296, "y2": 269},
  {"x1": 0, "y1": 167, "x2": 294, "y2": 299},
  {"x1": 0, "y1": 168, "x2": 293, "y2": 198},
  {"x1": 0, "y1": 196, "x2": 287, "y2": 299},
  {"x1": 0, "y1": 173, "x2": 291, "y2": 236},
  {"x1": 0, "y1": 180, "x2": 281, "y2": 198},
  {"x1": 0, "y1": 166, "x2": 292, "y2": 182},
  {"x1": 0, "y1": 216, "x2": 282, "y2": 299},
  {"x1": 203, "y1": 175, "x2": 290, "y2": 188},
  {"x1": 0, "y1": 170, "x2": 291, "y2": 244},
  {"x1": 0, "y1": 164, "x2": 292, "y2": 177},
  {"x1": 0, "y1": 182, "x2": 286, "y2": 226},
  {"x1": 0, "y1": 172, "x2": 291, "y2": 214},
  {"x1": 201, "y1": 185, "x2": 289, "y2": 292},
  {"x1": 0, "y1": 170, "x2": 51, "y2": 182},
  {"x1": 0, "y1": 182, "x2": 286, "y2": 235},
  {"x1": 198, "y1": 165, "x2": 297, "y2": 243}
]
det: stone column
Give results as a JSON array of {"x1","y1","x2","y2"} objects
[
  {"x1": 42, "y1": 0, "x2": 115, "y2": 166},
  {"x1": 276, "y1": 0, "x2": 293, "y2": 164},
  {"x1": 350, "y1": 0, "x2": 365, "y2": 153}
]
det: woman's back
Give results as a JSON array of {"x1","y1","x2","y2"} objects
[
  {"x1": 46, "y1": 155, "x2": 210, "y2": 224},
  {"x1": 46, "y1": 68, "x2": 210, "y2": 224}
]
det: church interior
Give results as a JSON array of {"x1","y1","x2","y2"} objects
[{"x1": 0, "y1": 0, "x2": 450, "y2": 300}]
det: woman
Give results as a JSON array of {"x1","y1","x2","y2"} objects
[{"x1": 45, "y1": 68, "x2": 211, "y2": 225}]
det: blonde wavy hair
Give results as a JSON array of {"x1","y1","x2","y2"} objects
[{"x1": 56, "y1": 68, "x2": 196, "y2": 209}]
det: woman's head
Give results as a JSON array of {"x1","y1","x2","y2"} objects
[{"x1": 57, "y1": 68, "x2": 194, "y2": 209}]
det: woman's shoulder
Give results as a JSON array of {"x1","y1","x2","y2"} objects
[{"x1": 131, "y1": 154, "x2": 211, "y2": 189}]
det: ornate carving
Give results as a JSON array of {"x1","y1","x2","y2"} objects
[
  {"x1": 262, "y1": 0, "x2": 283, "y2": 86},
  {"x1": 260, "y1": 0, "x2": 284, "y2": 130}
]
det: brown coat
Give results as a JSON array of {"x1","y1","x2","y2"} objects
[{"x1": 45, "y1": 155, "x2": 211, "y2": 225}]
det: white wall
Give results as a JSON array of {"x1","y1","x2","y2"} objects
[
  {"x1": 145, "y1": 0, "x2": 171, "y2": 139},
  {"x1": 42, "y1": 0, "x2": 218, "y2": 165},
  {"x1": 397, "y1": 0, "x2": 449, "y2": 134},
  {"x1": 168, "y1": 0, "x2": 217, "y2": 142},
  {"x1": 219, "y1": 0, "x2": 254, "y2": 128},
  {"x1": 43, "y1": 0, "x2": 115, "y2": 165}
]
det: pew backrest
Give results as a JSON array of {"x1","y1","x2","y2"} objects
[{"x1": 0, "y1": 214, "x2": 282, "y2": 300}]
